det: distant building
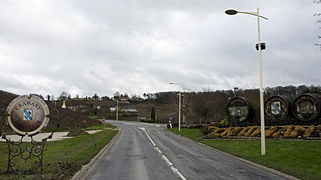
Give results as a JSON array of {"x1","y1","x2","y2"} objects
[
  {"x1": 124, "y1": 105, "x2": 137, "y2": 112},
  {"x1": 120, "y1": 96, "x2": 129, "y2": 104}
]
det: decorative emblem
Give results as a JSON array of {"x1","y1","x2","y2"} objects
[
  {"x1": 264, "y1": 96, "x2": 290, "y2": 122},
  {"x1": 23, "y1": 109, "x2": 33, "y2": 121},
  {"x1": 271, "y1": 101, "x2": 281, "y2": 115},
  {"x1": 6, "y1": 95, "x2": 50, "y2": 136}
]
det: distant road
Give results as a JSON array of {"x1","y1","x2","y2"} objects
[{"x1": 87, "y1": 121, "x2": 286, "y2": 180}]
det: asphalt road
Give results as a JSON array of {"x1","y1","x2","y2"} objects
[{"x1": 87, "y1": 121, "x2": 287, "y2": 180}]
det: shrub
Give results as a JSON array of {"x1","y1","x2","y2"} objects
[
  {"x1": 304, "y1": 125, "x2": 316, "y2": 138},
  {"x1": 265, "y1": 126, "x2": 278, "y2": 137},
  {"x1": 290, "y1": 126, "x2": 305, "y2": 138},
  {"x1": 207, "y1": 128, "x2": 225, "y2": 138},
  {"x1": 220, "y1": 119, "x2": 229, "y2": 128},
  {"x1": 221, "y1": 127, "x2": 233, "y2": 137},
  {"x1": 272, "y1": 130, "x2": 282, "y2": 138},
  {"x1": 251, "y1": 128, "x2": 261, "y2": 137},
  {"x1": 266, "y1": 126, "x2": 278, "y2": 137},
  {"x1": 244, "y1": 126, "x2": 257, "y2": 137},
  {"x1": 140, "y1": 119, "x2": 154, "y2": 123},
  {"x1": 238, "y1": 127, "x2": 249, "y2": 136},
  {"x1": 283, "y1": 125, "x2": 294, "y2": 138},
  {"x1": 317, "y1": 125, "x2": 321, "y2": 137},
  {"x1": 231, "y1": 127, "x2": 242, "y2": 136}
]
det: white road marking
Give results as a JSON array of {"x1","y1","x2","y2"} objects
[
  {"x1": 171, "y1": 166, "x2": 187, "y2": 180},
  {"x1": 139, "y1": 123, "x2": 161, "y2": 127},
  {"x1": 138, "y1": 127, "x2": 146, "y2": 131},
  {"x1": 138, "y1": 126, "x2": 187, "y2": 180},
  {"x1": 154, "y1": 147, "x2": 162, "y2": 154},
  {"x1": 145, "y1": 131, "x2": 156, "y2": 147},
  {"x1": 161, "y1": 155, "x2": 173, "y2": 166}
]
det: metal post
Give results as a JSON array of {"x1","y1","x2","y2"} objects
[
  {"x1": 225, "y1": 8, "x2": 268, "y2": 155},
  {"x1": 257, "y1": 8, "x2": 266, "y2": 155},
  {"x1": 178, "y1": 86, "x2": 182, "y2": 132},
  {"x1": 116, "y1": 100, "x2": 119, "y2": 121}
]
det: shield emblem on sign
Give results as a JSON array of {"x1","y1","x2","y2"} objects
[
  {"x1": 271, "y1": 101, "x2": 281, "y2": 115},
  {"x1": 23, "y1": 109, "x2": 33, "y2": 121}
]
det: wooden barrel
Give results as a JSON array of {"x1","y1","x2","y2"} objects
[
  {"x1": 226, "y1": 97, "x2": 251, "y2": 123},
  {"x1": 292, "y1": 93, "x2": 321, "y2": 122},
  {"x1": 264, "y1": 95, "x2": 292, "y2": 124}
]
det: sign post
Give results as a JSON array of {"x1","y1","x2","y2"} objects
[{"x1": 1, "y1": 94, "x2": 61, "y2": 174}]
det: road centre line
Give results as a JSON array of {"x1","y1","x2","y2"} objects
[
  {"x1": 145, "y1": 131, "x2": 156, "y2": 147},
  {"x1": 138, "y1": 127, "x2": 187, "y2": 180},
  {"x1": 154, "y1": 147, "x2": 162, "y2": 154},
  {"x1": 161, "y1": 155, "x2": 173, "y2": 166},
  {"x1": 171, "y1": 167, "x2": 187, "y2": 180}
]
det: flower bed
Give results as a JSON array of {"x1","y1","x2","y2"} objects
[{"x1": 204, "y1": 125, "x2": 321, "y2": 139}]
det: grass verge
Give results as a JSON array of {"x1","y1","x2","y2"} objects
[
  {"x1": 169, "y1": 128, "x2": 321, "y2": 180},
  {"x1": 0, "y1": 128, "x2": 118, "y2": 179}
]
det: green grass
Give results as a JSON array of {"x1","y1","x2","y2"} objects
[
  {"x1": 169, "y1": 128, "x2": 321, "y2": 180},
  {"x1": 0, "y1": 128, "x2": 119, "y2": 179},
  {"x1": 169, "y1": 128, "x2": 203, "y2": 141}
]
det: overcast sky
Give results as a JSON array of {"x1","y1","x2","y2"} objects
[{"x1": 0, "y1": 0, "x2": 320, "y2": 98}]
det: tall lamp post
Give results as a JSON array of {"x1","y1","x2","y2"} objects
[
  {"x1": 169, "y1": 82, "x2": 183, "y2": 131},
  {"x1": 225, "y1": 8, "x2": 268, "y2": 155},
  {"x1": 116, "y1": 99, "x2": 119, "y2": 121}
]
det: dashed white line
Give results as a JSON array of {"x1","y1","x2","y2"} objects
[
  {"x1": 161, "y1": 155, "x2": 173, "y2": 166},
  {"x1": 154, "y1": 147, "x2": 162, "y2": 154},
  {"x1": 138, "y1": 127, "x2": 146, "y2": 131},
  {"x1": 138, "y1": 127, "x2": 187, "y2": 180},
  {"x1": 145, "y1": 131, "x2": 156, "y2": 147},
  {"x1": 171, "y1": 166, "x2": 187, "y2": 180}
]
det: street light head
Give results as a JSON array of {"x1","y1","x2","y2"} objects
[{"x1": 225, "y1": 9, "x2": 238, "y2": 15}]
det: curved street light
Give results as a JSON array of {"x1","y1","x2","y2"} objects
[
  {"x1": 225, "y1": 8, "x2": 268, "y2": 155},
  {"x1": 225, "y1": 9, "x2": 268, "y2": 20}
]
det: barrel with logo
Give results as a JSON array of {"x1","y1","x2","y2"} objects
[
  {"x1": 264, "y1": 95, "x2": 292, "y2": 125},
  {"x1": 292, "y1": 93, "x2": 321, "y2": 123},
  {"x1": 226, "y1": 97, "x2": 252, "y2": 126}
]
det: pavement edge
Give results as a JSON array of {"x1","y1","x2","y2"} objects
[
  {"x1": 168, "y1": 130, "x2": 300, "y2": 180},
  {"x1": 71, "y1": 128, "x2": 122, "y2": 180}
]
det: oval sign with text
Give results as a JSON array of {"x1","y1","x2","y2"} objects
[{"x1": 6, "y1": 95, "x2": 50, "y2": 136}]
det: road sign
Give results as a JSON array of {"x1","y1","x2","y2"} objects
[{"x1": 6, "y1": 95, "x2": 50, "y2": 136}]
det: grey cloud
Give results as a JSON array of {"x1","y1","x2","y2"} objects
[{"x1": 0, "y1": 0, "x2": 320, "y2": 98}]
